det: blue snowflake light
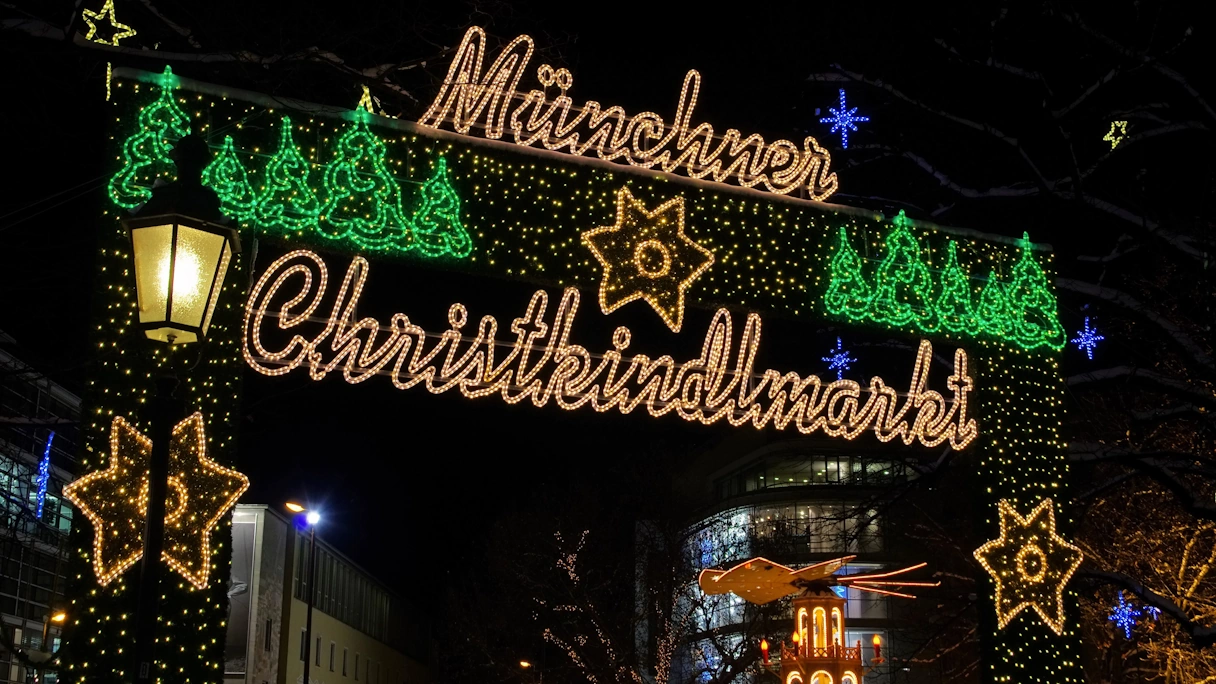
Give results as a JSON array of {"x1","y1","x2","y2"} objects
[
  {"x1": 35, "y1": 431, "x2": 54, "y2": 520},
  {"x1": 1071, "y1": 316, "x2": 1105, "y2": 359},
  {"x1": 821, "y1": 337, "x2": 856, "y2": 380},
  {"x1": 1108, "y1": 591, "x2": 1142, "y2": 639},
  {"x1": 820, "y1": 89, "x2": 869, "y2": 149}
]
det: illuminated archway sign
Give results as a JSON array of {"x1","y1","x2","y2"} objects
[
  {"x1": 243, "y1": 250, "x2": 978, "y2": 449},
  {"x1": 419, "y1": 26, "x2": 839, "y2": 201}
]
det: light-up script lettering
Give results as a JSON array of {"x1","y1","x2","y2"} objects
[
  {"x1": 419, "y1": 27, "x2": 839, "y2": 201},
  {"x1": 243, "y1": 251, "x2": 977, "y2": 449}
]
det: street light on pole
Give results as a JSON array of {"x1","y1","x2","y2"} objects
[
  {"x1": 520, "y1": 659, "x2": 542, "y2": 683},
  {"x1": 288, "y1": 502, "x2": 321, "y2": 684},
  {"x1": 122, "y1": 133, "x2": 240, "y2": 684}
]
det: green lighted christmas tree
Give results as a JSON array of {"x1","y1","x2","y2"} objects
[
  {"x1": 824, "y1": 226, "x2": 872, "y2": 318},
  {"x1": 255, "y1": 116, "x2": 320, "y2": 233},
  {"x1": 319, "y1": 113, "x2": 413, "y2": 251},
  {"x1": 108, "y1": 66, "x2": 189, "y2": 209},
  {"x1": 1006, "y1": 232, "x2": 1067, "y2": 349},
  {"x1": 410, "y1": 156, "x2": 472, "y2": 258},
  {"x1": 868, "y1": 210, "x2": 936, "y2": 329},
  {"x1": 977, "y1": 270, "x2": 1015, "y2": 337},
  {"x1": 935, "y1": 240, "x2": 979, "y2": 335},
  {"x1": 201, "y1": 136, "x2": 257, "y2": 223}
]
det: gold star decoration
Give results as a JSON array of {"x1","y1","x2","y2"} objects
[
  {"x1": 82, "y1": 0, "x2": 137, "y2": 46},
  {"x1": 582, "y1": 187, "x2": 714, "y2": 332},
  {"x1": 1103, "y1": 120, "x2": 1128, "y2": 149},
  {"x1": 62, "y1": 413, "x2": 249, "y2": 589},
  {"x1": 973, "y1": 498, "x2": 1083, "y2": 634}
]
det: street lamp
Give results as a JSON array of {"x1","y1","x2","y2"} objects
[
  {"x1": 289, "y1": 502, "x2": 321, "y2": 684},
  {"x1": 121, "y1": 133, "x2": 240, "y2": 684},
  {"x1": 519, "y1": 659, "x2": 542, "y2": 683},
  {"x1": 41, "y1": 611, "x2": 66, "y2": 652},
  {"x1": 125, "y1": 134, "x2": 239, "y2": 345},
  {"x1": 127, "y1": 215, "x2": 236, "y2": 345}
]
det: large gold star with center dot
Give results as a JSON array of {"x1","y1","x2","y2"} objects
[
  {"x1": 62, "y1": 416, "x2": 150, "y2": 586},
  {"x1": 162, "y1": 412, "x2": 250, "y2": 588},
  {"x1": 973, "y1": 497, "x2": 1083, "y2": 634},
  {"x1": 62, "y1": 413, "x2": 248, "y2": 589},
  {"x1": 81, "y1": 0, "x2": 137, "y2": 46},
  {"x1": 582, "y1": 187, "x2": 714, "y2": 332}
]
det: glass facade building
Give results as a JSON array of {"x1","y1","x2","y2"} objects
[
  {"x1": 671, "y1": 440, "x2": 920, "y2": 684},
  {"x1": 0, "y1": 336, "x2": 80, "y2": 684}
]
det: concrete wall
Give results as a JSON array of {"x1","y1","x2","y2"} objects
[{"x1": 281, "y1": 597, "x2": 428, "y2": 684}]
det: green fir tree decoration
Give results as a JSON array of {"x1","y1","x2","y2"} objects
[
  {"x1": 107, "y1": 66, "x2": 189, "y2": 209},
  {"x1": 977, "y1": 270, "x2": 1015, "y2": 337},
  {"x1": 1006, "y1": 232, "x2": 1066, "y2": 350},
  {"x1": 868, "y1": 210, "x2": 937, "y2": 330},
  {"x1": 935, "y1": 240, "x2": 979, "y2": 335},
  {"x1": 410, "y1": 156, "x2": 472, "y2": 258},
  {"x1": 255, "y1": 116, "x2": 320, "y2": 233},
  {"x1": 319, "y1": 113, "x2": 413, "y2": 251},
  {"x1": 823, "y1": 226, "x2": 872, "y2": 318},
  {"x1": 201, "y1": 135, "x2": 257, "y2": 223}
]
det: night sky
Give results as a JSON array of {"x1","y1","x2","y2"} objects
[{"x1": 2, "y1": 0, "x2": 1210, "y2": 637}]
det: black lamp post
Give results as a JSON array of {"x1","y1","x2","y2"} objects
[
  {"x1": 287, "y1": 503, "x2": 321, "y2": 684},
  {"x1": 121, "y1": 134, "x2": 239, "y2": 684}
]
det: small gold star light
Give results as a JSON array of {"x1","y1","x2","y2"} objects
[
  {"x1": 62, "y1": 413, "x2": 248, "y2": 589},
  {"x1": 973, "y1": 498, "x2": 1083, "y2": 635},
  {"x1": 1103, "y1": 120, "x2": 1128, "y2": 149},
  {"x1": 582, "y1": 187, "x2": 714, "y2": 332},
  {"x1": 81, "y1": 0, "x2": 137, "y2": 46}
]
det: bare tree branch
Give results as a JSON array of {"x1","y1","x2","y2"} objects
[
  {"x1": 1060, "y1": 13, "x2": 1216, "y2": 125},
  {"x1": 1057, "y1": 278, "x2": 1214, "y2": 370},
  {"x1": 807, "y1": 66, "x2": 1056, "y2": 191},
  {"x1": 1065, "y1": 365, "x2": 1216, "y2": 405},
  {"x1": 1080, "y1": 568, "x2": 1216, "y2": 648}
]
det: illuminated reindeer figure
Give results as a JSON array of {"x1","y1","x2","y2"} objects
[{"x1": 698, "y1": 556, "x2": 937, "y2": 684}]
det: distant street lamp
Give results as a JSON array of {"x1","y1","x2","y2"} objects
[
  {"x1": 289, "y1": 502, "x2": 321, "y2": 684},
  {"x1": 519, "y1": 659, "x2": 542, "y2": 682},
  {"x1": 121, "y1": 133, "x2": 240, "y2": 684},
  {"x1": 41, "y1": 611, "x2": 66, "y2": 652}
]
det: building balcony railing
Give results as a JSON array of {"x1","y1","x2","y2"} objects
[{"x1": 781, "y1": 643, "x2": 862, "y2": 662}]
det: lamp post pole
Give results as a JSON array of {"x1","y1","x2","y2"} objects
[
  {"x1": 133, "y1": 374, "x2": 177, "y2": 684},
  {"x1": 302, "y1": 523, "x2": 318, "y2": 684},
  {"x1": 121, "y1": 133, "x2": 237, "y2": 684}
]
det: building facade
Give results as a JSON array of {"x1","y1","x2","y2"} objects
[
  {"x1": 223, "y1": 505, "x2": 429, "y2": 684},
  {"x1": 674, "y1": 432, "x2": 950, "y2": 684},
  {"x1": 0, "y1": 334, "x2": 80, "y2": 684}
]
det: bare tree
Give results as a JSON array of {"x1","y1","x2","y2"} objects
[{"x1": 803, "y1": 3, "x2": 1214, "y2": 680}]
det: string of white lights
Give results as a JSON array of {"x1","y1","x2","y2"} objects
[
  {"x1": 243, "y1": 250, "x2": 978, "y2": 449},
  {"x1": 418, "y1": 26, "x2": 839, "y2": 200}
]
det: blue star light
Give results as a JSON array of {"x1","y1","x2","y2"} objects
[
  {"x1": 1071, "y1": 316, "x2": 1105, "y2": 359},
  {"x1": 822, "y1": 337, "x2": 857, "y2": 380},
  {"x1": 35, "y1": 431, "x2": 54, "y2": 520},
  {"x1": 820, "y1": 89, "x2": 869, "y2": 149},
  {"x1": 1108, "y1": 591, "x2": 1142, "y2": 639}
]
